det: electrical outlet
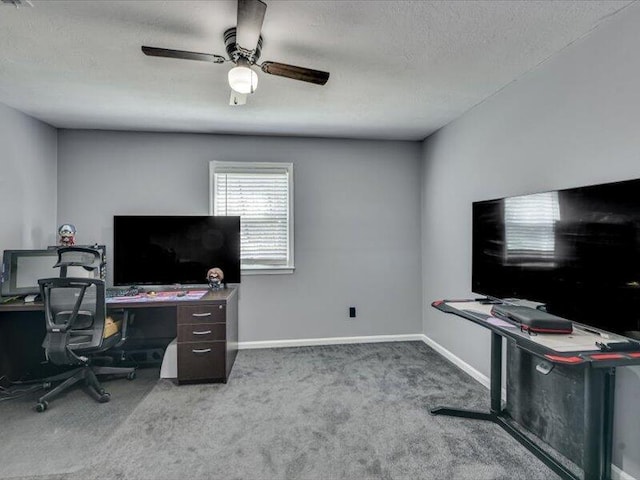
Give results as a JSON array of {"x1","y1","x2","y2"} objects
[{"x1": 349, "y1": 307, "x2": 356, "y2": 318}]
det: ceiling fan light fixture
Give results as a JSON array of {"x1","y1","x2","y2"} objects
[
  {"x1": 228, "y1": 62, "x2": 258, "y2": 95},
  {"x1": 141, "y1": 0, "x2": 331, "y2": 105}
]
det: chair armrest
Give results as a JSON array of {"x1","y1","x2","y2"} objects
[
  {"x1": 65, "y1": 345, "x2": 89, "y2": 365},
  {"x1": 120, "y1": 311, "x2": 129, "y2": 342},
  {"x1": 109, "y1": 310, "x2": 130, "y2": 349}
]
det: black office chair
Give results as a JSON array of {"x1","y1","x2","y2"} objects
[{"x1": 35, "y1": 247, "x2": 135, "y2": 412}]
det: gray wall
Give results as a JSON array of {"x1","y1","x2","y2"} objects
[
  {"x1": 57, "y1": 131, "x2": 422, "y2": 343},
  {"x1": 421, "y1": 4, "x2": 640, "y2": 477},
  {"x1": 0, "y1": 103, "x2": 57, "y2": 252}
]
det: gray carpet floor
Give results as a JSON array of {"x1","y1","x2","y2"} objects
[
  {"x1": 0, "y1": 367, "x2": 158, "y2": 478},
  {"x1": 1, "y1": 342, "x2": 579, "y2": 480}
]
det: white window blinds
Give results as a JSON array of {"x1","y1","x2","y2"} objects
[
  {"x1": 211, "y1": 162, "x2": 294, "y2": 272},
  {"x1": 504, "y1": 191, "x2": 560, "y2": 262}
]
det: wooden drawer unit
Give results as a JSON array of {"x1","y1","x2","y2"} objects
[
  {"x1": 177, "y1": 342, "x2": 225, "y2": 382},
  {"x1": 177, "y1": 304, "x2": 226, "y2": 325},
  {"x1": 177, "y1": 300, "x2": 230, "y2": 383},
  {"x1": 177, "y1": 323, "x2": 226, "y2": 343}
]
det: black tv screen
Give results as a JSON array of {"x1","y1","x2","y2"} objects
[
  {"x1": 114, "y1": 216, "x2": 240, "y2": 286},
  {"x1": 473, "y1": 178, "x2": 640, "y2": 339}
]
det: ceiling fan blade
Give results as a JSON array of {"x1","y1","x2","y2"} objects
[
  {"x1": 260, "y1": 62, "x2": 330, "y2": 85},
  {"x1": 230, "y1": 90, "x2": 248, "y2": 106},
  {"x1": 236, "y1": 0, "x2": 267, "y2": 51},
  {"x1": 141, "y1": 46, "x2": 225, "y2": 64}
]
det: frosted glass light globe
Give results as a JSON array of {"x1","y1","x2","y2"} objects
[{"x1": 228, "y1": 65, "x2": 258, "y2": 94}]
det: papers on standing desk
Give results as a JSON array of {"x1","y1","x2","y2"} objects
[
  {"x1": 448, "y1": 301, "x2": 493, "y2": 316},
  {"x1": 531, "y1": 329, "x2": 602, "y2": 352},
  {"x1": 486, "y1": 316, "x2": 517, "y2": 328}
]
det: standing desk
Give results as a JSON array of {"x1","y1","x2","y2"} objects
[
  {"x1": 0, "y1": 287, "x2": 238, "y2": 384},
  {"x1": 431, "y1": 299, "x2": 640, "y2": 480}
]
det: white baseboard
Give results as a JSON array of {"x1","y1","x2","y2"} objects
[
  {"x1": 238, "y1": 333, "x2": 424, "y2": 350},
  {"x1": 419, "y1": 333, "x2": 492, "y2": 390},
  {"x1": 613, "y1": 465, "x2": 638, "y2": 480},
  {"x1": 238, "y1": 333, "x2": 504, "y2": 396},
  {"x1": 238, "y1": 332, "x2": 494, "y2": 392}
]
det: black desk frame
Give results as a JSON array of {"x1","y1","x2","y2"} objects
[{"x1": 431, "y1": 300, "x2": 640, "y2": 480}]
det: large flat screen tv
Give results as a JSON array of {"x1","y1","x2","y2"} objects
[
  {"x1": 473, "y1": 178, "x2": 640, "y2": 339},
  {"x1": 114, "y1": 216, "x2": 240, "y2": 286}
]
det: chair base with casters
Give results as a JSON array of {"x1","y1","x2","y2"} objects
[
  {"x1": 35, "y1": 315, "x2": 136, "y2": 412},
  {"x1": 35, "y1": 363, "x2": 136, "y2": 413}
]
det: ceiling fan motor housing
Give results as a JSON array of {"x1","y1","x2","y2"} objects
[{"x1": 224, "y1": 27, "x2": 263, "y2": 64}]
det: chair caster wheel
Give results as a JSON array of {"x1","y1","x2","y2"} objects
[
  {"x1": 97, "y1": 388, "x2": 106, "y2": 395},
  {"x1": 98, "y1": 392, "x2": 111, "y2": 403},
  {"x1": 126, "y1": 371, "x2": 136, "y2": 381},
  {"x1": 35, "y1": 401, "x2": 48, "y2": 413}
]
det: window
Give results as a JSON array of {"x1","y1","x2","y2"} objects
[
  {"x1": 210, "y1": 161, "x2": 294, "y2": 274},
  {"x1": 504, "y1": 191, "x2": 560, "y2": 265}
]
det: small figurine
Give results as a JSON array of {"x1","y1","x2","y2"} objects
[
  {"x1": 206, "y1": 267, "x2": 224, "y2": 290},
  {"x1": 58, "y1": 224, "x2": 77, "y2": 247}
]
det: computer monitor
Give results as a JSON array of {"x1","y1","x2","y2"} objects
[
  {"x1": 1, "y1": 250, "x2": 60, "y2": 296},
  {"x1": 2, "y1": 248, "x2": 104, "y2": 298}
]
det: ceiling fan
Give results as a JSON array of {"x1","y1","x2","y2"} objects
[{"x1": 141, "y1": 0, "x2": 330, "y2": 106}]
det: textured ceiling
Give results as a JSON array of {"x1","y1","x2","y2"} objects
[{"x1": 0, "y1": 0, "x2": 633, "y2": 140}]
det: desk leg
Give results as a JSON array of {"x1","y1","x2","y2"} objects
[
  {"x1": 430, "y1": 332, "x2": 579, "y2": 480},
  {"x1": 603, "y1": 369, "x2": 615, "y2": 480},
  {"x1": 583, "y1": 367, "x2": 615, "y2": 480},
  {"x1": 490, "y1": 330, "x2": 502, "y2": 414},
  {"x1": 431, "y1": 332, "x2": 502, "y2": 421}
]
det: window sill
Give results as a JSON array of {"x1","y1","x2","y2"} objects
[{"x1": 241, "y1": 267, "x2": 295, "y2": 276}]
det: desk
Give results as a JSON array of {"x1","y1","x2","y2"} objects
[
  {"x1": 0, "y1": 287, "x2": 238, "y2": 384},
  {"x1": 431, "y1": 299, "x2": 640, "y2": 480}
]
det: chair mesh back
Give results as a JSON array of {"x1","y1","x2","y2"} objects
[
  {"x1": 40, "y1": 277, "x2": 106, "y2": 362},
  {"x1": 49, "y1": 283, "x2": 98, "y2": 330}
]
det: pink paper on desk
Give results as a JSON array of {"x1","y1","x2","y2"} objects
[
  {"x1": 182, "y1": 290, "x2": 208, "y2": 299},
  {"x1": 106, "y1": 290, "x2": 208, "y2": 303},
  {"x1": 486, "y1": 316, "x2": 517, "y2": 328},
  {"x1": 107, "y1": 295, "x2": 143, "y2": 303}
]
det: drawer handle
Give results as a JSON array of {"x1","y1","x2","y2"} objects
[
  {"x1": 191, "y1": 312, "x2": 212, "y2": 317},
  {"x1": 192, "y1": 348, "x2": 212, "y2": 354},
  {"x1": 192, "y1": 330, "x2": 212, "y2": 335}
]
